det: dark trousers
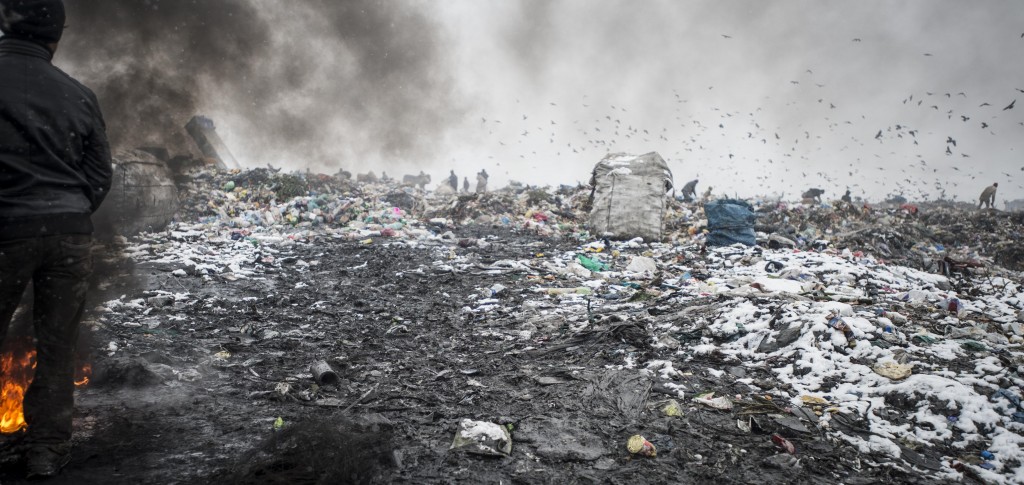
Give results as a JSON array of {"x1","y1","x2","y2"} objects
[{"x1": 0, "y1": 234, "x2": 92, "y2": 445}]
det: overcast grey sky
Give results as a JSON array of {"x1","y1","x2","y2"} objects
[
  {"x1": 418, "y1": 0, "x2": 1024, "y2": 203},
  {"x1": 55, "y1": 0, "x2": 1024, "y2": 204}
]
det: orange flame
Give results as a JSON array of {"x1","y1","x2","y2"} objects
[
  {"x1": 75, "y1": 363, "x2": 92, "y2": 387},
  {"x1": 1, "y1": 346, "x2": 91, "y2": 435},
  {"x1": 0, "y1": 348, "x2": 36, "y2": 434}
]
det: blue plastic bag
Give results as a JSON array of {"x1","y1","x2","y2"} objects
[{"x1": 705, "y1": 199, "x2": 756, "y2": 247}]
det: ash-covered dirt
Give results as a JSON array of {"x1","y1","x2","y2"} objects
[{"x1": 0, "y1": 226, "x2": 970, "y2": 485}]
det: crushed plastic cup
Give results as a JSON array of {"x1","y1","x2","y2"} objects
[{"x1": 626, "y1": 435, "x2": 657, "y2": 457}]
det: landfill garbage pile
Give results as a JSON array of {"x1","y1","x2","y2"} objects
[
  {"x1": 751, "y1": 200, "x2": 1024, "y2": 273},
  {"x1": 19, "y1": 170, "x2": 1024, "y2": 483},
  {"x1": 429, "y1": 185, "x2": 592, "y2": 238},
  {"x1": 171, "y1": 166, "x2": 595, "y2": 243}
]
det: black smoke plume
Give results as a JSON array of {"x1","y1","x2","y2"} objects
[{"x1": 60, "y1": 0, "x2": 462, "y2": 170}]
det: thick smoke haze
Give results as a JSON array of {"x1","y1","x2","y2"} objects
[
  {"x1": 55, "y1": 1, "x2": 1024, "y2": 204},
  {"x1": 60, "y1": 0, "x2": 461, "y2": 169}
]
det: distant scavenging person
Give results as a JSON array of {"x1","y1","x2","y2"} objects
[
  {"x1": 979, "y1": 183, "x2": 998, "y2": 209},
  {"x1": 681, "y1": 179, "x2": 698, "y2": 202},
  {"x1": 802, "y1": 188, "x2": 825, "y2": 203},
  {"x1": 402, "y1": 171, "x2": 431, "y2": 189},
  {"x1": 447, "y1": 170, "x2": 458, "y2": 192},
  {"x1": 462, "y1": 177, "x2": 470, "y2": 193},
  {"x1": 0, "y1": 0, "x2": 113, "y2": 478},
  {"x1": 476, "y1": 169, "x2": 489, "y2": 193},
  {"x1": 841, "y1": 189, "x2": 852, "y2": 203},
  {"x1": 355, "y1": 171, "x2": 378, "y2": 184},
  {"x1": 701, "y1": 186, "x2": 713, "y2": 201}
]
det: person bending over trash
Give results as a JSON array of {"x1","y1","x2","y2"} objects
[
  {"x1": 802, "y1": 188, "x2": 825, "y2": 203},
  {"x1": 680, "y1": 179, "x2": 698, "y2": 202},
  {"x1": 979, "y1": 183, "x2": 998, "y2": 209},
  {"x1": 0, "y1": 0, "x2": 113, "y2": 478}
]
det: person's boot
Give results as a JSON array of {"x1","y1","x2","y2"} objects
[{"x1": 25, "y1": 444, "x2": 71, "y2": 479}]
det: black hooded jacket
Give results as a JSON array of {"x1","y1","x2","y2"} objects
[{"x1": 0, "y1": 37, "x2": 111, "y2": 240}]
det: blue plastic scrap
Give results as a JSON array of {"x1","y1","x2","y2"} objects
[
  {"x1": 705, "y1": 199, "x2": 757, "y2": 247},
  {"x1": 991, "y1": 389, "x2": 1024, "y2": 423}
]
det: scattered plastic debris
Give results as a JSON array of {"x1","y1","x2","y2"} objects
[{"x1": 450, "y1": 419, "x2": 513, "y2": 457}]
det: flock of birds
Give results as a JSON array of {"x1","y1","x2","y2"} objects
[{"x1": 470, "y1": 32, "x2": 1024, "y2": 204}]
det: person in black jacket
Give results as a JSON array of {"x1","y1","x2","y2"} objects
[{"x1": 0, "y1": 0, "x2": 112, "y2": 478}]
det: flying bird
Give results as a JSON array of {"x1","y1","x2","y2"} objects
[
  {"x1": 946, "y1": 136, "x2": 957, "y2": 146},
  {"x1": 1004, "y1": 100, "x2": 1016, "y2": 110}
]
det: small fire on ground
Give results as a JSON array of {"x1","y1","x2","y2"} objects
[{"x1": 1, "y1": 342, "x2": 92, "y2": 434}]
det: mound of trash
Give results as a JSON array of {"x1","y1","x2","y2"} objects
[{"x1": 74, "y1": 166, "x2": 1024, "y2": 483}]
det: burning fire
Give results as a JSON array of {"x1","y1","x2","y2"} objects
[
  {"x1": 1, "y1": 345, "x2": 92, "y2": 435},
  {"x1": 0, "y1": 347, "x2": 35, "y2": 434},
  {"x1": 75, "y1": 363, "x2": 92, "y2": 386}
]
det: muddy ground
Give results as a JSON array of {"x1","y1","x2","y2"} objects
[{"x1": 0, "y1": 226, "x2": 983, "y2": 484}]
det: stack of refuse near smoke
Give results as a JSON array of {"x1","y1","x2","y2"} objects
[{"x1": 87, "y1": 150, "x2": 1024, "y2": 483}]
